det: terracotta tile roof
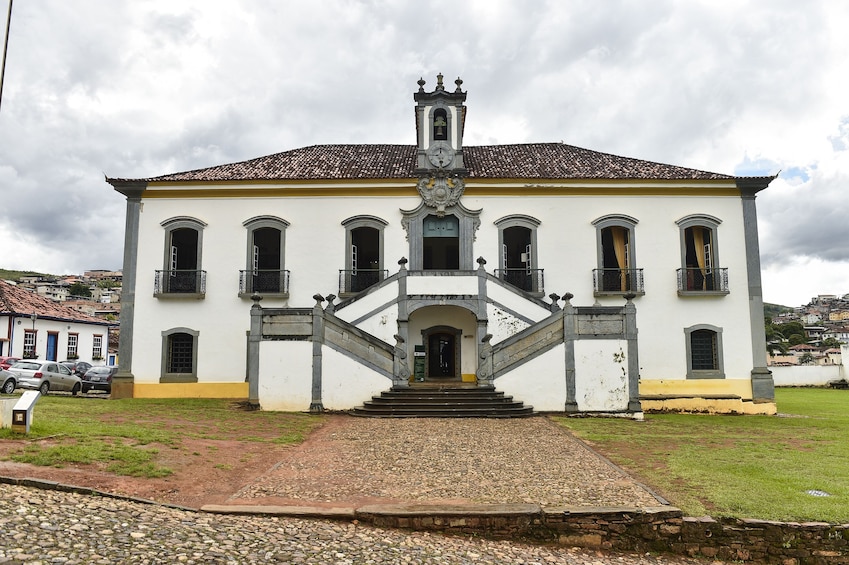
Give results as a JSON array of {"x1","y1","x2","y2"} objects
[
  {"x1": 0, "y1": 280, "x2": 108, "y2": 326},
  {"x1": 110, "y1": 143, "x2": 735, "y2": 183}
]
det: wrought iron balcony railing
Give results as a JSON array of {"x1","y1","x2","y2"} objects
[
  {"x1": 154, "y1": 270, "x2": 206, "y2": 296},
  {"x1": 677, "y1": 267, "x2": 729, "y2": 293},
  {"x1": 593, "y1": 268, "x2": 645, "y2": 295},
  {"x1": 339, "y1": 269, "x2": 389, "y2": 294},
  {"x1": 493, "y1": 268, "x2": 544, "y2": 294},
  {"x1": 239, "y1": 270, "x2": 290, "y2": 296}
]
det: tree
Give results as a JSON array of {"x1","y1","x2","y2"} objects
[
  {"x1": 821, "y1": 337, "x2": 842, "y2": 349},
  {"x1": 97, "y1": 279, "x2": 118, "y2": 290},
  {"x1": 767, "y1": 341, "x2": 787, "y2": 355},
  {"x1": 788, "y1": 333, "x2": 807, "y2": 346},
  {"x1": 777, "y1": 321, "x2": 804, "y2": 339},
  {"x1": 799, "y1": 352, "x2": 815, "y2": 365},
  {"x1": 68, "y1": 282, "x2": 91, "y2": 298}
]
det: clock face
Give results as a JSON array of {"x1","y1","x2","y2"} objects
[{"x1": 427, "y1": 142, "x2": 454, "y2": 168}]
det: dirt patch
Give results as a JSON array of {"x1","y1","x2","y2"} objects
[{"x1": 0, "y1": 409, "x2": 335, "y2": 509}]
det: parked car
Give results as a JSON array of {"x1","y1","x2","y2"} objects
[
  {"x1": 1, "y1": 369, "x2": 16, "y2": 394},
  {"x1": 0, "y1": 356, "x2": 21, "y2": 370},
  {"x1": 7, "y1": 360, "x2": 81, "y2": 396},
  {"x1": 81, "y1": 365, "x2": 118, "y2": 394},
  {"x1": 60, "y1": 360, "x2": 93, "y2": 377}
]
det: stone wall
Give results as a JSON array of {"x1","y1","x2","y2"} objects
[{"x1": 357, "y1": 504, "x2": 849, "y2": 564}]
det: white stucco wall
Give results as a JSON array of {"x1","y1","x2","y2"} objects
[
  {"x1": 128, "y1": 188, "x2": 757, "y2": 400},
  {"x1": 334, "y1": 281, "x2": 399, "y2": 324},
  {"x1": 771, "y1": 365, "x2": 844, "y2": 387},
  {"x1": 574, "y1": 340, "x2": 630, "y2": 412},
  {"x1": 496, "y1": 343, "x2": 567, "y2": 412},
  {"x1": 321, "y1": 346, "x2": 393, "y2": 410},
  {"x1": 257, "y1": 340, "x2": 313, "y2": 411}
]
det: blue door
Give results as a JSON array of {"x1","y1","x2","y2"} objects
[{"x1": 47, "y1": 333, "x2": 58, "y2": 361}]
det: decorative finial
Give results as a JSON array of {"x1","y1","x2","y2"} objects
[
  {"x1": 398, "y1": 257, "x2": 408, "y2": 266},
  {"x1": 454, "y1": 77, "x2": 463, "y2": 93},
  {"x1": 417, "y1": 77, "x2": 426, "y2": 92},
  {"x1": 436, "y1": 73, "x2": 444, "y2": 90},
  {"x1": 476, "y1": 256, "x2": 487, "y2": 267},
  {"x1": 312, "y1": 293, "x2": 325, "y2": 305}
]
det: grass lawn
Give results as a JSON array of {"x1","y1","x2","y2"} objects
[
  {"x1": 0, "y1": 396, "x2": 324, "y2": 478},
  {"x1": 553, "y1": 388, "x2": 849, "y2": 523}
]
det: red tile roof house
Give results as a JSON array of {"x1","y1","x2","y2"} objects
[
  {"x1": 0, "y1": 280, "x2": 112, "y2": 365},
  {"x1": 106, "y1": 75, "x2": 777, "y2": 416}
]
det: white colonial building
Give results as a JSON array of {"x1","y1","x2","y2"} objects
[
  {"x1": 0, "y1": 281, "x2": 112, "y2": 364},
  {"x1": 107, "y1": 75, "x2": 776, "y2": 415}
]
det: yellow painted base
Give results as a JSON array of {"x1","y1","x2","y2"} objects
[
  {"x1": 461, "y1": 373, "x2": 477, "y2": 383},
  {"x1": 641, "y1": 398, "x2": 776, "y2": 415},
  {"x1": 639, "y1": 379, "x2": 776, "y2": 415},
  {"x1": 132, "y1": 382, "x2": 249, "y2": 399}
]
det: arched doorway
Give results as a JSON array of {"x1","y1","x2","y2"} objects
[{"x1": 424, "y1": 327, "x2": 461, "y2": 379}]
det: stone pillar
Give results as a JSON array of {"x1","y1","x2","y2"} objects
[
  {"x1": 395, "y1": 258, "x2": 410, "y2": 384},
  {"x1": 562, "y1": 293, "x2": 578, "y2": 413},
  {"x1": 247, "y1": 294, "x2": 263, "y2": 407},
  {"x1": 392, "y1": 334, "x2": 411, "y2": 388},
  {"x1": 624, "y1": 293, "x2": 642, "y2": 413},
  {"x1": 477, "y1": 334, "x2": 494, "y2": 388},
  {"x1": 738, "y1": 178, "x2": 776, "y2": 403},
  {"x1": 475, "y1": 257, "x2": 490, "y2": 386},
  {"x1": 310, "y1": 294, "x2": 325, "y2": 413},
  {"x1": 107, "y1": 181, "x2": 145, "y2": 399}
]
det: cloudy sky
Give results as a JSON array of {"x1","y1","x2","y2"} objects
[{"x1": 1, "y1": 0, "x2": 847, "y2": 307}]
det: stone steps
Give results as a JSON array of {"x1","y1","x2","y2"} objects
[{"x1": 350, "y1": 385, "x2": 535, "y2": 418}]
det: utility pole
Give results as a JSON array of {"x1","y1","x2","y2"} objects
[{"x1": 0, "y1": 0, "x2": 13, "y2": 113}]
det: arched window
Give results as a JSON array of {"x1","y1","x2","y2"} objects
[
  {"x1": 677, "y1": 215, "x2": 727, "y2": 294},
  {"x1": 592, "y1": 215, "x2": 642, "y2": 295},
  {"x1": 684, "y1": 324, "x2": 724, "y2": 379},
  {"x1": 432, "y1": 108, "x2": 448, "y2": 141},
  {"x1": 494, "y1": 214, "x2": 542, "y2": 294},
  {"x1": 242, "y1": 216, "x2": 289, "y2": 296},
  {"x1": 341, "y1": 215, "x2": 388, "y2": 295},
  {"x1": 159, "y1": 217, "x2": 206, "y2": 296},
  {"x1": 161, "y1": 327, "x2": 199, "y2": 383}
]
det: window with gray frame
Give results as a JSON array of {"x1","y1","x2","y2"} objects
[
  {"x1": 494, "y1": 214, "x2": 542, "y2": 294},
  {"x1": 592, "y1": 215, "x2": 642, "y2": 294},
  {"x1": 242, "y1": 216, "x2": 289, "y2": 296},
  {"x1": 684, "y1": 324, "x2": 725, "y2": 379},
  {"x1": 677, "y1": 215, "x2": 727, "y2": 293},
  {"x1": 159, "y1": 217, "x2": 207, "y2": 295},
  {"x1": 161, "y1": 328, "x2": 199, "y2": 382},
  {"x1": 341, "y1": 215, "x2": 387, "y2": 294}
]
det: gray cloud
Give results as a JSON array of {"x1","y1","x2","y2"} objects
[{"x1": 1, "y1": 0, "x2": 847, "y2": 304}]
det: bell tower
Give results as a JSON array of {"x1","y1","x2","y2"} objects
[{"x1": 414, "y1": 73, "x2": 467, "y2": 174}]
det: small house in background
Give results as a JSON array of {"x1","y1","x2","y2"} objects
[{"x1": 0, "y1": 280, "x2": 113, "y2": 365}]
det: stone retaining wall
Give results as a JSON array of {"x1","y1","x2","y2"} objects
[{"x1": 359, "y1": 504, "x2": 849, "y2": 565}]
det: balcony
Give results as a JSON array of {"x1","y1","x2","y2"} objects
[
  {"x1": 154, "y1": 270, "x2": 206, "y2": 297},
  {"x1": 677, "y1": 267, "x2": 729, "y2": 295},
  {"x1": 239, "y1": 270, "x2": 290, "y2": 297},
  {"x1": 493, "y1": 268, "x2": 544, "y2": 295},
  {"x1": 593, "y1": 268, "x2": 645, "y2": 296},
  {"x1": 339, "y1": 269, "x2": 389, "y2": 296}
]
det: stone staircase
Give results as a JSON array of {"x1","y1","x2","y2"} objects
[{"x1": 350, "y1": 384, "x2": 535, "y2": 418}]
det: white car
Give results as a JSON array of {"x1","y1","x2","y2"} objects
[
  {"x1": 1, "y1": 369, "x2": 16, "y2": 394},
  {"x1": 8, "y1": 361, "x2": 82, "y2": 396}
]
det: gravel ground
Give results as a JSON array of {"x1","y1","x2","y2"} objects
[
  {"x1": 0, "y1": 484, "x2": 719, "y2": 565},
  {"x1": 0, "y1": 415, "x2": 708, "y2": 564},
  {"x1": 231, "y1": 416, "x2": 661, "y2": 508}
]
